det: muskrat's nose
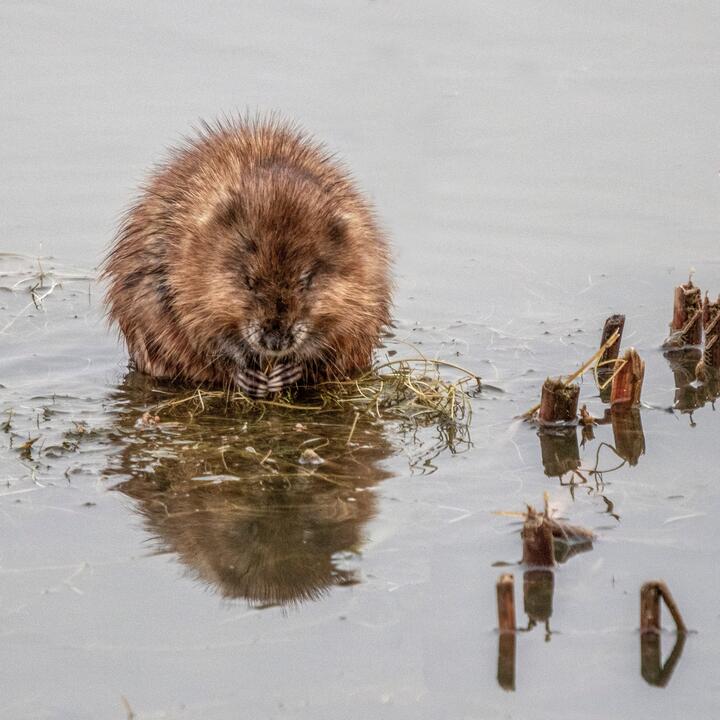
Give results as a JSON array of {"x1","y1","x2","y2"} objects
[{"x1": 261, "y1": 325, "x2": 295, "y2": 353}]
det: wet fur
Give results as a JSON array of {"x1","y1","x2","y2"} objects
[{"x1": 102, "y1": 117, "x2": 392, "y2": 390}]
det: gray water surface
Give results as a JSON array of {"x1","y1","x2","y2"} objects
[{"x1": 2, "y1": 2, "x2": 720, "y2": 719}]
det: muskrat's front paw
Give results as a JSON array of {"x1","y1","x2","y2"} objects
[
  {"x1": 236, "y1": 368, "x2": 269, "y2": 398},
  {"x1": 267, "y1": 363, "x2": 303, "y2": 393}
]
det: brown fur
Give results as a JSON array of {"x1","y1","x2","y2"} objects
[{"x1": 102, "y1": 117, "x2": 392, "y2": 389}]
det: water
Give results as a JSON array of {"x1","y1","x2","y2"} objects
[{"x1": 2, "y1": 2, "x2": 720, "y2": 718}]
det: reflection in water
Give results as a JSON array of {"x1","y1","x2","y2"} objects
[
  {"x1": 538, "y1": 407, "x2": 645, "y2": 519},
  {"x1": 114, "y1": 467, "x2": 384, "y2": 606},
  {"x1": 538, "y1": 428, "x2": 580, "y2": 478},
  {"x1": 496, "y1": 632, "x2": 516, "y2": 692},
  {"x1": 102, "y1": 374, "x2": 465, "y2": 606},
  {"x1": 538, "y1": 342, "x2": 720, "y2": 512},
  {"x1": 497, "y1": 569, "x2": 688, "y2": 691},
  {"x1": 665, "y1": 348, "x2": 719, "y2": 420},
  {"x1": 540, "y1": 408, "x2": 646, "y2": 480},
  {"x1": 496, "y1": 507, "x2": 593, "y2": 692},
  {"x1": 522, "y1": 570, "x2": 554, "y2": 638},
  {"x1": 641, "y1": 631, "x2": 687, "y2": 688},
  {"x1": 609, "y1": 408, "x2": 645, "y2": 466},
  {"x1": 496, "y1": 570, "x2": 555, "y2": 691},
  {"x1": 509, "y1": 351, "x2": 709, "y2": 693}
]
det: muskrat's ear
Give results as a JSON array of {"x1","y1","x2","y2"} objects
[
  {"x1": 328, "y1": 217, "x2": 345, "y2": 244},
  {"x1": 215, "y1": 193, "x2": 246, "y2": 228},
  {"x1": 195, "y1": 190, "x2": 245, "y2": 229},
  {"x1": 329, "y1": 211, "x2": 358, "y2": 244}
]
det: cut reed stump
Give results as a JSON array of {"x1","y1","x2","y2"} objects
[
  {"x1": 496, "y1": 573, "x2": 516, "y2": 691},
  {"x1": 610, "y1": 348, "x2": 645, "y2": 408},
  {"x1": 521, "y1": 507, "x2": 555, "y2": 567},
  {"x1": 597, "y1": 314, "x2": 625, "y2": 402},
  {"x1": 703, "y1": 292, "x2": 720, "y2": 328},
  {"x1": 521, "y1": 329, "x2": 620, "y2": 421},
  {"x1": 697, "y1": 294, "x2": 720, "y2": 376},
  {"x1": 538, "y1": 378, "x2": 580, "y2": 425},
  {"x1": 664, "y1": 279, "x2": 703, "y2": 348},
  {"x1": 496, "y1": 573, "x2": 516, "y2": 633},
  {"x1": 518, "y1": 498, "x2": 594, "y2": 566}
]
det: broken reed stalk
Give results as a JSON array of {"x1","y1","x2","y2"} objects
[
  {"x1": 610, "y1": 348, "x2": 645, "y2": 408},
  {"x1": 702, "y1": 293, "x2": 720, "y2": 329},
  {"x1": 522, "y1": 329, "x2": 620, "y2": 419},
  {"x1": 498, "y1": 497, "x2": 594, "y2": 566},
  {"x1": 597, "y1": 314, "x2": 625, "y2": 401},
  {"x1": 665, "y1": 279, "x2": 703, "y2": 347},
  {"x1": 496, "y1": 573, "x2": 516, "y2": 632},
  {"x1": 701, "y1": 300, "x2": 720, "y2": 372},
  {"x1": 538, "y1": 378, "x2": 580, "y2": 425},
  {"x1": 640, "y1": 581, "x2": 688, "y2": 634},
  {"x1": 598, "y1": 314, "x2": 625, "y2": 368}
]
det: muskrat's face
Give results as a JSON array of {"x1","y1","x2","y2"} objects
[
  {"x1": 204, "y1": 182, "x2": 352, "y2": 364},
  {"x1": 237, "y1": 252, "x2": 319, "y2": 359}
]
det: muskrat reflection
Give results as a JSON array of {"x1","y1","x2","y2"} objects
[
  {"x1": 114, "y1": 466, "x2": 383, "y2": 606},
  {"x1": 105, "y1": 380, "x2": 393, "y2": 606}
]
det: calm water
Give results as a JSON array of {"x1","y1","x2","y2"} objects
[{"x1": 2, "y1": 2, "x2": 720, "y2": 718}]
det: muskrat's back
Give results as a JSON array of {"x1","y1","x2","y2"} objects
[{"x1": 103, "y1": 118, "x2": 392, "y2": 396}]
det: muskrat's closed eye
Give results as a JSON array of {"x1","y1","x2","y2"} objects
[
  {"x1": 298, "y1": 270, "x2": 315, "y2": 290},
  {"x1": 243, "y1": 274, "x2": 256, "y2": 290}
]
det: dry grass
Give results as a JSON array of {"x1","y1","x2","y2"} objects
[{"x1": 150, "y1": 356, "x2": 481, "y2": 426}]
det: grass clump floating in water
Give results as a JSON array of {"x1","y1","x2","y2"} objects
[{"x1": 150, "y1": 356, "x2": 481, "y2": 426}]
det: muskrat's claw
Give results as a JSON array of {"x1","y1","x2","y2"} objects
[
  {"x1": 267, "y1": 363, "x2": 303, "y2": 393},
  {"x1": 236, "y1": 368, "x2": 269, "y2": 398}
]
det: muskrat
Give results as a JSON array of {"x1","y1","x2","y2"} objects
[{"x1": 103, "y1": 118, "x2": 392, "y2": 396}]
